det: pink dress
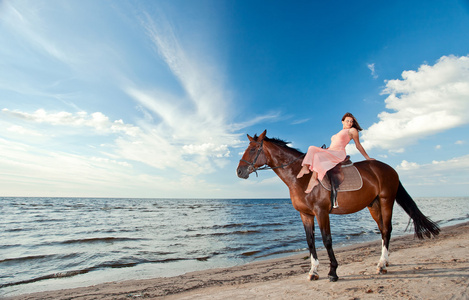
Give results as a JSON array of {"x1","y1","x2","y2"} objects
[{"x1": 301, "y1": 129, "x2": 351, "y2": 181}]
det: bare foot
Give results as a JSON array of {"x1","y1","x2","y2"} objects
[
  {"x1": 305, "y1": 180, "x2": 319, "y2": 193},
  {"x1": 297, "y1": 166, "x2": 310, "y2": 178}
]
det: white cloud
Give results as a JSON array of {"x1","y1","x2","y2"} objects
[
  {"x1": 183, "y1": 143, "x2": 230, "y2": 158},
  {"x1": 360, "y1": 55, "x2": 469, "y2": 153},
  {"x1": 2, "y1": 108, "x2": 140, "y2": 136},
  {"x1": 396, "y1": 154, "x2": 469, "y2": 186},
  {"x1": 7, "y1": 125, "x2": 43, "y2": 137},
  {"x1": 396, "y1": 160, "x2": 420, "y2": 171},
  {"x1": 431, "y1": 155, "x2": 469, "y2": 168},
  {"x1": 367, "y1": 63, "x2": 378, "y2": 79},
  {"x1": 0, "y1": 136, "x2": 198, "y2": 198},
  {"x1": 455, "y1": 140, "x2": 465, "y2": 145}
]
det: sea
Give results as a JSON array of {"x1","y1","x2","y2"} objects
[{"x1": 1, "y1": 196, "x2": 468, "y2": 297}]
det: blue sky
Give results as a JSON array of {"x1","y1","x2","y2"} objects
[{"x1": 0, "y1": 0, "x2": 468, "y2": 198}]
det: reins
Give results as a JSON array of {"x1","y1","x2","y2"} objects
[{"x1": 240, "y1": 140, "x2": 305, "y2": 177}]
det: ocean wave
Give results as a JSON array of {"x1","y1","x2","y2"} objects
[
  {"x1": 28, "y1": 236, "x2": 147, "y2": 248},
  {"x1": 345, "y1": 231, "x2": 368, "y2": 238},
  {"x1": 241, "y1": 250, "x2": 261, "y2": 256},
  {"x1": 0, "y1": 254, "x2": 55, "y2": 265},
  {"x1": 137, "y1": 250, "x2": 175, "y2": 256},
  {"x1": 4, "y1": 228, "x2": 28, "y2": 232},
  {"x1": 0, "y1": 255, "x2": 205, "y2": 289},
  {"x1": 446, "y1": 214, "x2": 469, "y2": 223},
  {"x1": 186, "y1": 222, "x2": 285, "y2": 232},
  {"x1": 0, "y1": 244, "x2": 22, "y2": 249},
  {"x1": 0, "y1": 269, "x2": 90, "y2": 289},
  {"x1": 211, "y1": 230, "x2": 261, "y2": 236},
  {"x1": 30, "y1": 218, "x2": 66, "y2": 223},
  {"x1": 184, "y1": 230, "x2": 262, "y2": 239},
  {"x1": 220, "y1": 246, "x2": 245, "y2": 252},
  {"x1": 58, "y1": 237, "x2": 144, "y2": 245},
  {"x1": 0, "y1": 253, "x2": 81, "y2": 266}
]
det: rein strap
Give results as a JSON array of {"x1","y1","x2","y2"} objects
[{"x1": 241, "y1": 140, "x2": 305, "y2": 177}]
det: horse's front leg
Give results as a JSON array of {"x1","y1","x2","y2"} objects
[
  {"x1": 316, "y1": 211, "x2": 339, "y2": 282},
  {"x1": 300, "y1": 213, "x2": 319, "y2": 280}
]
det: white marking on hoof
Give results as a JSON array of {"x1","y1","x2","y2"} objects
[
  {"x1": 377, "y1": 239, "x2": 389, "y2": 274},
  {"x1": 308, "y1": 256, "x2": 320, "y2": 281}
]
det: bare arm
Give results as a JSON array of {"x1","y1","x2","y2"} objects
[{"x1": 349, "y1": 128, "x2": 374, "y2": 160}]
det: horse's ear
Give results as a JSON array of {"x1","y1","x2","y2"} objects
[
  {"x1": 258, "y1": 130, "x2": 267, "y2": 140},
  {"x1": 247, "y1": 134, "x2": 255, "y2": 142}
]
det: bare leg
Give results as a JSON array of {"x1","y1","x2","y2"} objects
[
  {"x1": 305, "y1": 171, "x2": 319, "y2": 193},
  {"x1": 297, "y1": 165, "x2": 310, "y2": 178}
]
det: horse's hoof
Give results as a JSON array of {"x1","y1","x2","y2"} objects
[
  {"x1": 308, "y1": 273, "x2": 319, "y2": 281},
  {"x1": 328, "y1": 275, "x2": 339, "y2": 282},
  {"x1": 377, "y1": 267, "x2": 387, "y2": 274}
]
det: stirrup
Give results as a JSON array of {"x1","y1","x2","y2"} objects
[{"x1": 333, "y1": 200, "x2": 339, "y2": 209}]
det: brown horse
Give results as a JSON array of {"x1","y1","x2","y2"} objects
[{"x1": 236, "y1": 130, "x2": 440, "y2": 282}]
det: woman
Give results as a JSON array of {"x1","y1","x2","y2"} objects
[{"x1": 297, "y1": 112, "x2": 374, "y2": 193}]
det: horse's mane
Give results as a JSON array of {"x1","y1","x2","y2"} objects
[{"x1": 253, "y1": 134, "x2": 304, "y2": 155}]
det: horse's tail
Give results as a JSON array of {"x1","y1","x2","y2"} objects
[{"x1": 395, "y1": 181, "x2": 440, "y2": 239}]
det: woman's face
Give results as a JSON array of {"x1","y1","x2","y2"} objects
[{"x1": 342, "y1": 117, "x2": 354, "y2": 129}]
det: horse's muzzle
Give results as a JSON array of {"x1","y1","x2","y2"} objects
[{"x1": 237, "y1": 166, "x2": 250, "y2": 179}]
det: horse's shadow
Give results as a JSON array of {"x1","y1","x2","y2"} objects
[{"x1": 338, "y1": 262, "x2": 468, "y2": 282}]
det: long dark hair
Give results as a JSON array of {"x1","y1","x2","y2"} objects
[{"x1": 342, "y1": 112, "x2": 363, "y2": 131}]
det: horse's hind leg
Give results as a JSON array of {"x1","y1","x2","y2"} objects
[
  {"x1": 300, "y1": 213, "x2": 320, "y2": 280},
  {"x1": 367, "y1": 197, "x2": 393, "y2": 274}
]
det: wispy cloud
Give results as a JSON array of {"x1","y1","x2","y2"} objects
[
  {"x1": 0, "y1": 2, "x2": 70, "y2": 63},
  {"x1": 230, "y1": 112, "x2": 282, "y2": 132},
  {"x1": 367, "y1": 63, "x2": 378, "y2": 79},
  {"x1": 139, "y1": 10, "x2": 229, "y2": 124},
  {"x1": 290, "y1": 118, "x2": 311, "y2": 125},
  {"x1": 116, "y1": 10, "x2": 278, "y2": 172},
  {"x1": 359, "y1": 55, "x2": 469, "y2": 153}
]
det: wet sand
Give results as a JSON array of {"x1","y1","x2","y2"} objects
[{"x1": 8, "y1": 222, "x2": 469, "y2": 300}]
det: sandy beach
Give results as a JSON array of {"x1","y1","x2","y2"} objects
[{"x1": 7, "y1": 222, "x2": 469, "y2": 300}]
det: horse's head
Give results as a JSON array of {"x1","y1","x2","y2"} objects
[{"x1": 237, "y1": 130, "x2": 268, "y2": 179}]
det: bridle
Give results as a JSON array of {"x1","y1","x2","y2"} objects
[{"x1": 240, "y1": 140, "x2": 305, "y2": 177}]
